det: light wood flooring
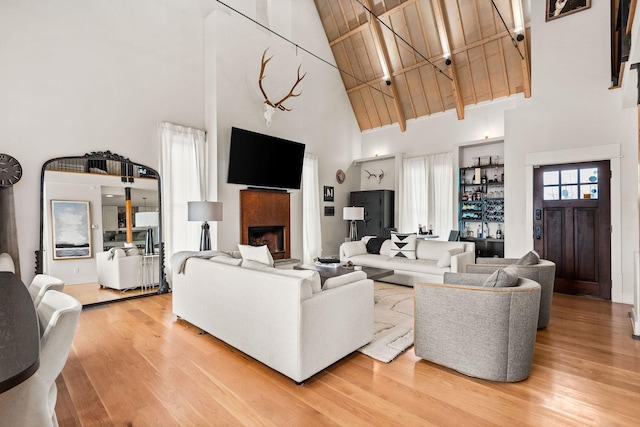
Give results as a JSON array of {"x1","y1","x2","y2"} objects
[
  {"x1": 55, "y1": 291, "x2": 640, "y2": 426},
  {"x1": 63, "y1": 282, "x2": 158, "y2": 306}
]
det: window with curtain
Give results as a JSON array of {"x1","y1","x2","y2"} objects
[
  {"x1": 302, "y1": 152, "x2": 321, "y2": 265},
  {"x1": 158, "y1": 122, "x2": 207, "y2": 257},
  {"x1": 399, "y1": 152, "x2": 453, "y2": 237}
]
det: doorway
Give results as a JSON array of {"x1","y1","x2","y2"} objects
[{"x1": 533, "y1": 160, "x2": 611, "y2": 299}]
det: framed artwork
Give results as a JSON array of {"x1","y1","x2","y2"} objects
[
  {"x1": 51, "y1": 200, "x2": 92, "y2": 259},
  {"x1": 546, "y1": 0, "x2": 590, "y2": 21},
  {"x1": 324, "y1": 206, "x2": 335, "y2": 216},
  {"x1": 323, "y1": 186, "x2": 334, "y2": 202}
]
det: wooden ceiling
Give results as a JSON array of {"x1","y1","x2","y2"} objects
[{"x1": 313, "y1": 0, "x2": 531, "y2": 131}]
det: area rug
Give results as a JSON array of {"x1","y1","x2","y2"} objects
[{"x1": 358, "y1": 282, "x2": 415, "y2": 363}]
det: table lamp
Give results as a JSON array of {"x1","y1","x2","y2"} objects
[
  {"x1": 135, "y1": 211, "x2": 159, "y2": 255},
  {"x1": 343, "y1": 206, "x2": 364, "y2": 241},
  {"x1": 188, "y1": 201, "x2": 223, "y2": 251}
]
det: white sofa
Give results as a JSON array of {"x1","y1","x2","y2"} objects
[
  {"x1": 171, "y1": 253, "x2": 374, "y2": 383},
  {"x1": 340, "y1": 236, "x2": 476, "y2": 286},
  {"x1": 96, "y1": 249, "x2": 159, "y2": 290}
]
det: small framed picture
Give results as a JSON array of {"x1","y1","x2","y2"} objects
[
  {"x1": 324, "y1": 206, "x2": 335, "y2": 216},
  {"x1": 323, "y1": 186, "x2": 334, "y2": 202},
  {"x1": 546, "y1": 0, "x2": 590, "y2": 22}
]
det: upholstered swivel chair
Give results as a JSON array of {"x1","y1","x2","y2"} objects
[
  {"x1": 0, "y1": 290, "x2": 82, "y2": 426},
  {"x1": 28, "y1": 274, "x2": 65, "y2": 309},
  {"x1": 0, "y1": 252, "x2": 15, "y2": 272},
  {"x1": 466, "y1": 256, "x2": 556, "y2": 329},
  {"x1": 414, "y1": 272, "x2": 541, "y2": 382}
]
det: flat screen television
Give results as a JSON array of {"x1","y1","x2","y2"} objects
[{"x1": 227, "y1": 127, "x2": 306, "y2": 190}]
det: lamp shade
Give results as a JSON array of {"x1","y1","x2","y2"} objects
[
  {"x1": 343, "y1": 206, "x2": 364, "y2": 221},
  {"x1": 188, "y1": 201, "x2": 223, "y2": 222},
  {"x1": 135, "y1": 211, "x2": 159, "y2": 227}
]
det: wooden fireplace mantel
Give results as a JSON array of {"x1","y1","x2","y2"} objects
[{"x1": 240, "y1": 189, "x2": 290, "y2": 259}]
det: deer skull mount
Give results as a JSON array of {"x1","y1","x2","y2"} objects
[{"x1": 259, "y1": 48, "x2": 306, "y2": 127}]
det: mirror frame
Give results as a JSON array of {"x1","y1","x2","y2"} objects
[{"x1": 36, "y1": 151, "x2": 169, "y2": 301}]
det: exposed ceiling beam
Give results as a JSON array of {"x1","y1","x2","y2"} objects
[
  {"x1": 430, "y1": 0, "x2": 464, "y2": 120},
  {"x1": 363, "y1": 0, "x2": 406, "y2": 131},
  {"x1": 511, "y1": 0, "x2": 531, "y2": 98}
]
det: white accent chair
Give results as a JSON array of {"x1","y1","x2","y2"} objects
[
  {"x1": 0, "y1": 252, "x2": 15, "y2": 272},
  {"x1": 96, "y1": 249, "x2": 159, "y2": 290},
  {"x1": 28, "y1": 274, "x2": 65, "y2": 309},
  {"x1": 0, "y1": 290, "x2": 82, "y2": 426}
]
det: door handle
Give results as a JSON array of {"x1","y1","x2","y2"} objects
[
  {"x1": 535, "y1": 225, "x2": 542, "y2": 239},
  {"x1": 535, "y1": 209, "x2": 542, "y2": 220}
]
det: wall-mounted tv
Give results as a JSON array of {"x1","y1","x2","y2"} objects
[{"x1": 227, "y1": 127, "x2": 306, "y2": 190}]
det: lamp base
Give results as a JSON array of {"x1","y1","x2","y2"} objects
[
  {"x1": 144, "y1": 228, "x2": 154, "y2": 255},
  {"x1": 349, "y1": 220, "x2": 358, "y2": 241},
  {"x1": 200, "y1": 221, "x2": 211, "y2": 251}
]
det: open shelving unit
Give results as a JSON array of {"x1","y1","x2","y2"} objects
[{"x1": 458, "y1": 160, "x2": 505, "y2": 258}]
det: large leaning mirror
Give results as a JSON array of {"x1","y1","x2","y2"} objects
[{"x1": 36, "y1": 151, "x2": 168, "y2": 307}]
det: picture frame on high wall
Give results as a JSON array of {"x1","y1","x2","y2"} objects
[
  {"x1": 546, "y1": 0, "x2": 590, "y2": 22},
  {"x1": 51, "y1": 200, "x2": 92, "y2": 259}
]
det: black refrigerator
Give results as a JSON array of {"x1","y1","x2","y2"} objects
[{"x1": 349, "y1": 190, "x2": 395, "y2": 238}]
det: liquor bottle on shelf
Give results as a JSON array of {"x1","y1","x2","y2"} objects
[
  {"x1": 477, "y1": 224, "x2": 483, "y2": 238},
  {"x1": 496, "y1": 224, "x2": 503, "y2": 239}
]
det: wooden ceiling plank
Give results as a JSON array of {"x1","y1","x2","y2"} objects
[
  {"x1": 329, "y1": 0, "x2": 419, "y2": 45},
  {"x1": 431, "y1": 0, "x2": 464, "y2": 119},
  {"x1": 464, "y1": 50, "x2": 478, "y2": 104},
  {"x1": 364, "y1": 0, "x2": 406, "y2": 131},
  {"x1": 497, "y1": 37, "x2": 511, "y2": 96},
  {"x1": 336, "y1": 0, "x2": 352, "y2": 31},
  {"x1": 417, "y1": 67, "x2": 432, "y2": 116}
]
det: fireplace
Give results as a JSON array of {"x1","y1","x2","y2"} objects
[
  {"x1": 240, "y1": 189, "x2": 290, "y2": 259},
  {"x1": 248, "y1": 226, "x2": 285, "y2": 255}
]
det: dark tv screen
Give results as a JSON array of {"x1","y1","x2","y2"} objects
[{"x1": 227, "y1": 127, "x2": 306, "y2": 190}]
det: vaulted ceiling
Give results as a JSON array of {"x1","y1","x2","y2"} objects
[{"x1": 313, "y1": 0, "x2": 531, "y2": 131}]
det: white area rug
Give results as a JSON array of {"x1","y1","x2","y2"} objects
[{"x1": 358, "y1": 282, "x2": 414, "y2": 363}]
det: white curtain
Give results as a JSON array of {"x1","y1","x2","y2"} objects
[
  {"x1": 158, "y1": 122, "x2": 207, "y2": 257},
  {"x1": 302, "y1": 152, "x2": 322, "y2": 266},
  {"x1": 400, "y1": 152, "x2": 453, "y2": 237}
]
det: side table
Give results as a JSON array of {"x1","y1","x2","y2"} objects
[{"x1": 139, "y1": 254, "x2": 159, "y2": 291}]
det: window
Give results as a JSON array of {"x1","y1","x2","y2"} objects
[{"x1": 543, "y1": 168, "x2": 598, "y2": 200}]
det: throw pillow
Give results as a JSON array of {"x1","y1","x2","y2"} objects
[
  {"x1": 482, "y1": 266, "x2": 518, "y2": 288},
  {"x1": 342, "y1": 240, "x2": 367, "y2": 258},
  {"x1": 238, "y1": 244, "x2": 274, "y2": 267},
  {"x1": 113, "y1": 248, "x2": 127, "y2": 259},
  {"x1": 515, "y1": 250, "x2": 540, "y2": 266},
  {"x1": 366, "y1": 237, "x2": 387, "y2": 254},
  {"x1": 390, "y1": 233, "x2": 417, "y2": 259},
  {"x1": 323, "y1": 271, "x2": 367, "y2": 290},
  {"x1": 273, "y1": 269, "x2": 322, "y2": 293},
  {"x1": 436, "y1": 247, "x2": 464, "y2": 268}
]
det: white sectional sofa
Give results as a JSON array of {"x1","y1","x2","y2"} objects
[
  {"x1": 171, "y1": 253, "x2": 374, "y2": 383},
  {"x1": 340, "y1": 236, "x2": 475, "y2": 286}
]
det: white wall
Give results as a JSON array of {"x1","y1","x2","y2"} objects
[
  {"x1": 0, "y1": 0, "x2": 210, "y2": 281},
  {"x1": 361, "y1": 2, "x2": 638, "y2": 304},
  {"x1": 206, "y1": 0, "x2": 362, "y2": 258}
]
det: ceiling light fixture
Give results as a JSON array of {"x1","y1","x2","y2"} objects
[{"x1": 490, "y1": 0, "x2": 524, "y2": 60}]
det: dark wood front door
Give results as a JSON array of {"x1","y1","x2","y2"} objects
[{"x1": 533, "y1": 161, "x2": 611, "y2": 299}]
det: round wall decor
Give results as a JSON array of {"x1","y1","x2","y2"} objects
[
  {"x1": 0, "y1": 154, "x2": 22, "y2": 186},
  {"x1": 336, "y1": 169, "x2": 345, "y2": 184}
]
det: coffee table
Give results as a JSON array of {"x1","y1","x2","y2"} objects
[{"x1": 297, "y1": 264, "x2": 393, "y2": 283}]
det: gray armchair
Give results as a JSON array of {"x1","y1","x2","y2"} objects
[
  {"x1": 467, "y1": 258, "x2": 556, "y2": 329},
  {"x1": 414, "y1": 273, "x2": 541, "y2": 382}
]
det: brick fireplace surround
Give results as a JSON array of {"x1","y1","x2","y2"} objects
[{"x1": 240, "y1": 189, "x2": 290, "y2": 260}]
